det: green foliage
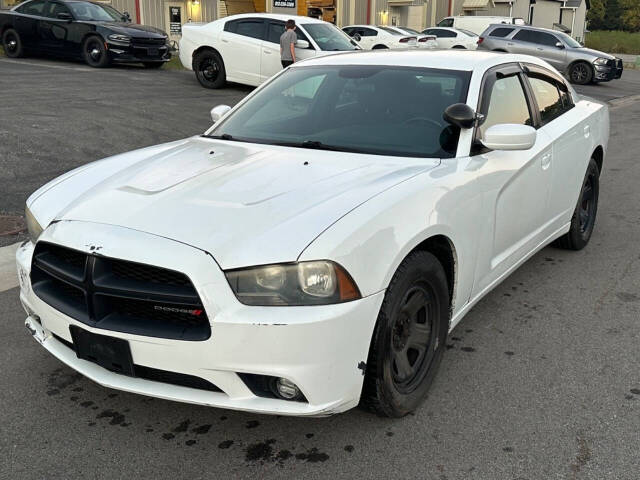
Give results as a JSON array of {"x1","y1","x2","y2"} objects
[
  {"x1": 587, "y1": 0, "x2": 640, "y2": 32},
  {"x1": 585, "y1": 30, "x2": 640, "y2": 54}
]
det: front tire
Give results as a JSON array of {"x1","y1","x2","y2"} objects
[
  {"x1": 2, "y1": 29, "x2": 24, "y2": 58},
  {"x1": 569, "y1": 61, "x2": 593, "y2": 85},
  {"x1": 361, "y1": 251, "x2": 449, "y2": 417},
  {"x1": 553, "y1": 158, "x2": 599, "y2": 250},
  {"x1": 83, "y1": 36, "x2": 110, "y2": 68},
  {"x1": 194, "y1": 50, "x2": 226, "y2": 89}
]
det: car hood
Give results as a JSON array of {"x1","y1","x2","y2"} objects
[
  {"x1": 50, "y1": 137, "x2": 439, "y2": 269},
  {"x1": 100, "y1": 22, "x2": 167, "y2": 37},
  {"x1": 569, "y1": 47, "x2": 616, "y2": 60}
]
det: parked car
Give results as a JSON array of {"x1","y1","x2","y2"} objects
[
  {"x1": 437, "y1": 15, "x2": 525, "y2": 35},
  {"x1": 422, "y1": 27, "x2": 478, "y2": 49},
  {"x1": 477, "y1": 24, "x2": 623, "y2": 84},
  {"x1": 342, "y1": 25, "x2": 418, "y2": 49},
  {"x1": 383, "y1": 26, "x2": 437, "y2": 49},
  {"x1": 0, "y1": 0, "x2": 170, "y2": 68},
  {"x1": 19, "y1": 50, "x2": 608, "y2": 417},
  {"x1": 179, "y1": 13, "x2": 359, "y2": 89}
]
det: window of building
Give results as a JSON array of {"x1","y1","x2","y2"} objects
[
  {"x1": 513, "y1": 29, "x2": 559, "y2": 47},
  {"x1": 479, "y1": 75, "x2": 532, "y2": 138}
]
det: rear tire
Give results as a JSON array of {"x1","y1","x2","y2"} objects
[
  {"x1": 569, "y1": 61, "x2": 593, "y2": 85},
  {"x1": 83, "y1": 36, "x2": 110, "y2": 68},
  {"x1": 360, "y1": 251, "x2": 449, "y2": 417},
  {"x1": 2, "y1": 29, "x2": 24, "y2": 58},
  {"x1": 194, "y1": 50, "x2": 226, "y2": 89},
  {"x1": 553, "y1": 158, "x2": 599, "y2": 250}
]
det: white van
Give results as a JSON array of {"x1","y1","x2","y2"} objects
[{"x1": 436, "y1": 16, "x2": 525, "y2": 35}]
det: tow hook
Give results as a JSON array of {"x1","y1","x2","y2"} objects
[{"x1": 26, "y1": 322, "x2": 37, "y2": 336}]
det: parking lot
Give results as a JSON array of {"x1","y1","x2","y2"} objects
[{"x1": 1, "y1": 56, "x2": 640, "y2": 479}]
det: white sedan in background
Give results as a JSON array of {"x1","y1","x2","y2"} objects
[
  {"x1": 19, "y1": 51, "x2": 607, "y2": 418},
  {"x1": 179, "y1": 13, "x2": 359, "y2": 88},
  {"x1": 342, "y1": 25, "x2": 417, "y2": 49},
  {"x1": 383, "y1": 26, "x2": 437, "y2": 49},
  {"x1": 422, "y1": 26, "x2": 479, "y2": 49}
]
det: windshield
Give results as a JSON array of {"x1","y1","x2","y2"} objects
[
  {"x1": 378, "y1": 26, "x2": 403, "y2": 36},
  {"x1": 68, "y1": 2, "x2": 123, "y2": 21},
  {"x1": 458, "y1": 28, "x2": 478, "y2": 37},
  {"x1": 207, "y1": 65, "x2": 470, "y2": 158},
  {"x1": 302, "y1": 24, "x2": 359, "y2": 51},
  {"x1": 556, "y1": 31, "x2": 582, "y2": 48}
]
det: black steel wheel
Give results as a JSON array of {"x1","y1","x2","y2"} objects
[
  {"x1": 194, "y1": 50, "x2": 226, "y2": 89},
  {"x1": 361, "y1": 251, "x2": 449, "y2": 417},
  {"x1": 554, "y1": 157, "x2": 600, "y2": 250},
  {"x1": 2, "y1": 29, "x2": 24, "y2": 58},
  {"x1": 83, "y1": 36, "x2": 110, "y2": 68},
  {"x1": 569, "y1": 61, "x2": 593, "y2": 85}
]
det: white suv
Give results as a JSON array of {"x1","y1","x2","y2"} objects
[{"x1": 179, "y1": 13, "x2": 359, "y2": 88}]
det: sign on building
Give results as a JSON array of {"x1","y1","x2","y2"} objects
[
  {"x1": 169, "y1": 6, "x2": 182, "y2": 34},
  {"x1": 274, "y1": 0, "x2": 295, "y2": 7}
]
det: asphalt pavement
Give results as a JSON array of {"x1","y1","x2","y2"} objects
[{"x1": 1, "y1": 56, "x2": 639, "y2": 480}]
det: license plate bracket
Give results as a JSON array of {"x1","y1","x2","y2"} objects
[
  {"x1": 148, "y1": 48, "x2": 159, "y2": 56},
  {"x1": 70, "y1": 326, "x2": 135, "y2": 377}
]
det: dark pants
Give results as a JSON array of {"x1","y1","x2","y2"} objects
[{"x1": 281, "y1": 60, "x2": 294, "y2": 69}]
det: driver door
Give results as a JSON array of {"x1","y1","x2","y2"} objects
[
  {"x1": 39, "y1": 1, "x2": 74, "y2": 54},
  {"x1": 471, "y1": 64, "x2": 554, "y2": 296},
  {"x1": 261, "y1": 21, "x2": 317, "y2": 82}
]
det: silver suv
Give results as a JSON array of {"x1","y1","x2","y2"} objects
[{"x1": 477, "y1": 24, "x2": 623, "y2": 85}]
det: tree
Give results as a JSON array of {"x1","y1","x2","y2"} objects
[
  {"x1": 620, "y1": 0, "x2": 640, "y2": 32},
  {"x1": 587, "y1": 0, "x2": 607, "y2": 30}
]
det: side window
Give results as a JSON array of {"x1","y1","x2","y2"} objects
[
  {"x1": 266, "y1": 22, "x2": 311, "y2": 46},
  {"x1": 342, "y1": 27, "x2": 353, "y2": 36},
  {"x1": 437, "y1": 18, "x2": 454, "y2": 27},
  {"x1": 513, "y1": 30, "x2": 558, "y2": 47},
  {"x1": 44, "y1": 2, "x2": 72, "y2": 18},
  {"x1": 362, "y1": 28, "x2": 377, "y2": 37},
  {"x1": 438, "y1": 29, "x2": 457, "y2": 38},
  {"x1": 423, "y1": 29, "x2": 435, "y2": 35},
  {"x1": 235, "y1": 20, "x2": 266, "y2": 40},
  {"x1": 479, "y1": 74, "x2": 532, "y2": 138},
  {"x1": 489, "y1": 27, "x2": 515, "y2": 38},
  {"x1": 16, "y1": 0, "x2": 46, "y2": 15},
  {"x1": 528, "y1": 75, "x2": 571, "y2": 124}
]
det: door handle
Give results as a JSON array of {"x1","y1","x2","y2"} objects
[
  {"x1": 507, "y1": 42, "x2": 514, "y2": 46},
  {"x1": 263, "y1": 50, "x2": 271, "y2": 54},
  {"x1": 541, "y1": 152, "x2": 551, "y2": 170},
  {"x1": 221, "y1": 39, "x2": 229, "y2": 43},
  {"x1": 583, "y1": 125, "x2": 590, "y2": 138}
]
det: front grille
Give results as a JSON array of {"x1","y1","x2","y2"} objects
[
  {"x1": 132, "y1": 37, "x2": 167, "y2": 46},
  {"x1": 31, "y1": 242, "x2": 210, "y2": 341},
  {"x1": 52, "y1": 333, "x2": 222, "y2": 392}
]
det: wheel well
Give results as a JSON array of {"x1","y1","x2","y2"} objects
[
  {"x1": 493, "y1": 49, "x2": 507, "y2": 52},
  {"x1": 452, "y1": 45, "x2": 466, "y2": 49},
  {"x1": 372, "y1": 44, "x2": 387, "y2": 49},
  {"x1": 568, "y1": 59, "x2": 592, "y2": 74},
  {"x1": 592, "y1": 145, "x2": 604, "y2": 175},
  {"x1": 192, "y1": 46, "x2": 222, "y2": 67},
  {"x1": 412, "y1": 235, "x2": 456, "y2": 308}
]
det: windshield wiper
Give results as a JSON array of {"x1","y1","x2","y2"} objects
[{"x1": 205, "y1": 133, "x2": 234, "y2": 140}]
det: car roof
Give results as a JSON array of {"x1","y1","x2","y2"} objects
[
  {"x1": 294, "y1": 49, "x2": 552, "y2": 72},
  {"x1": 487, "y1": 23, "x2": 561, "y2": 35},
  {"x1": 221, "y1": 13, "x2": 327, "y2": 24}
]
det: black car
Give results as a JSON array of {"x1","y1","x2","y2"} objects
[{"x1": 0, "y1": 0, "x2": 170, "y2": 68}]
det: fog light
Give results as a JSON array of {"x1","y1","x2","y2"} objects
[{"x1": 274, "y1": 377, "x2": 301, "y2": 400}]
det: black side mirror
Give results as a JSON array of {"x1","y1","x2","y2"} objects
[
  {"x1": 353, "y1": 33, "x2": 362, "y2": 42},
  {"x1": 122, "y1": 11, "x2": 131, "y2": 22},
  {"x1": 57, "y1": 12, "x2": 72, "y2": 21},
  {"x1": 443, "y1": 103, "x2": 480, "y2": 129}
]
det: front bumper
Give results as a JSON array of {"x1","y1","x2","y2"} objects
[
  {"x1": 106, "y1": 41, "x2": 171, "y2": 64},
  {"x1": 593, "y1": 58, "x2": 623, "y2": 82},
  {"x1": 16, "y1": 221, "x2": 384, "y2": 416}
]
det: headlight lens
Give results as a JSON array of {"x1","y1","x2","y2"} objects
[
  {"x1": 108, "y1": 34, "x2": 131, "y2": 43},
  {"x1": 25, "y1": 206, "x2": 43, "y2": 243},
  {"x1": 593, "y1": 57, "x2": 609, "y2": 65},
  {"x1": 225, "y1": 261, "x2": 361, "y2": 306}
]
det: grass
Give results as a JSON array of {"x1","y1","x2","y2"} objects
[
  {"x1": 163, "y1": 53, "x2": 185, "y2": 70},
  {"x1": 585, "y1": 30, "x2": 640, "y2": 55}
]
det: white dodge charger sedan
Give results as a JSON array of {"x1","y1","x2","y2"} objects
[
  {"x1": 18, "y1": 51, "x2": 608, "y2": 417},
  {"x1": 179, "y1": 13, "x2": 359, "y2": 89}
]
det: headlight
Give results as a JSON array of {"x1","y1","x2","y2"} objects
[
  {"x1": 225, "y1": 261, "x2": 361, "y2": 306},
  {"x1": 25, "y1": 206, "x2": 43, "y2": 244},
  {"x1": 593, "y1": 57, "x2": 609, "y2": 65},
  {"x1": 108, "y1": 34, "x2": 131, "y2": 43}
]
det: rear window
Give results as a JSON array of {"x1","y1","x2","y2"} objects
[
  {"x1": 489, "y1": 27, "x2": 514, "y2": 38},
  {"x1": 378, "y1": 26, "x2": 403, "y2": 36}
]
